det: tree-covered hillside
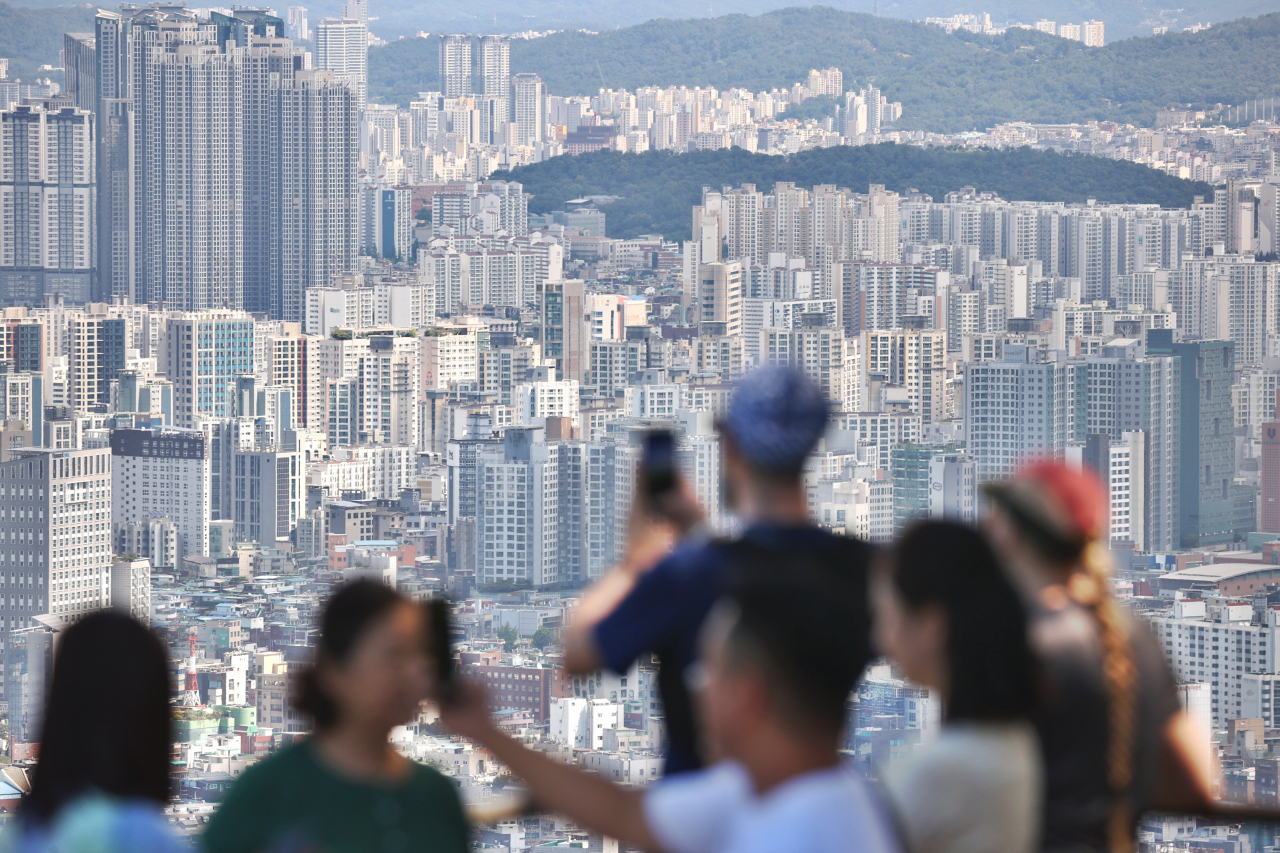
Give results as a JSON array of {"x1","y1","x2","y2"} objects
[
  {"x1": 491, "y1": 144, "x2": 1213, "y2": 241},
  {"x1": 0, "y1": 2, "x2": 96, "y2": 80},
  {"x1": 368, "y1": 7, "x2": 1280, "y2": 131}
]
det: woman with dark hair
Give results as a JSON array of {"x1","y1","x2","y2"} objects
[
  {"x1": 0, "y1": 611, "x2": 180, "y2": 853},
  {"x1": 872, "y1": 520, "x2": 1042, "y2": 853},
  {"x1": 203, "y1": 581, "x2": 468, "y2": 853}
]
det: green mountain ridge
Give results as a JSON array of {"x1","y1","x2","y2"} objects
[
  {"x1": 0, "y1": 0, "x2": 1262, "y2": 43},
  {"x1": 369, "y1": 6, "x2": 1280, "y2": 132},
  {"x1": 490, "y1": 144, "x2": 1213, "y2": 241},
  {"x1": 0, "y1": 3, "x2": 97, "y2": 81}
]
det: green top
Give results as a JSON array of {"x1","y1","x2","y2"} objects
[{"x1": 201, "y1": 741, "x2": 470, "y2": 853}]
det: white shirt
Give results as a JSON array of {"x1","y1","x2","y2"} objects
[
  {"x1": 644, "y1": 761, "x2": 901, "y2": 853},
  {"x1": 881, "y1": 722, "x2": 1043, "y2": 853}
]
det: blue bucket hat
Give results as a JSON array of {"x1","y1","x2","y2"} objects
[{"x1": 721, "y1": 365, "x2": 829, "y2": 472}]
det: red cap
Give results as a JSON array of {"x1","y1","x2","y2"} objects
[{"x1": 1009, "y1": 461, "x2": 1109, "y2": 542}]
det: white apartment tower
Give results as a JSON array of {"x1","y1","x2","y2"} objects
[
  {"x1": 964, "y1": 347, "x2": 1068, "y2": 481},
  {"x1": 511, "y1": 73, "x2": 547, "y2": 146},
  {"x1": 478, "y1": 35, "x2": 509, "y2": 97},
  {"x1": 286, "y1": 6, "x2": 310, "y2": 40},
  {"x1": 316, "y1": 18, "x2": 369, "y2": 108},
  {"x1": 439, "y1": 35, "x2": 472, "y2": 97},
  {"x1": 109, "y1": 428, "x2": 212, "y2": 568}
]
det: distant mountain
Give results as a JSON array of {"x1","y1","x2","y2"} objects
[
  {"x1": 169, "y1": 0, "x2": 1280, "y2": 42},
  {"x1": 369, "y1": 7, "x2": 1280, "y2": 131},
  {"x1": 0, "y1": 2, "x2": 97, "y2": 81},
  {"x1": 489, "y1": 144, "x2": 1213, "y2": 241}
]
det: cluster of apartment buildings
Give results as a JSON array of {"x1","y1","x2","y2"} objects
[{"x1": 921, "y1": 11, "x2": 1105, "y2": 45}]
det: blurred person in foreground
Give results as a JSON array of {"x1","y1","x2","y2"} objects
[
  {"x1": 0, "y1": 611, "x2": 181, "y2": 853},
  {"x1": 985, "y1": 461, "x2": 1231, "y2": 853},
  {"x1": 562, "y1": 364, "x2": 876, "y2": 775},
  {"x1": 873, "y1": 520, "x2": 1042, "y2": 853},
  {"x1": 203, "y1": 580, "x2": 467, "y2": 853},
  {"x1": 441, "y1": 565, "x2": 899, "y2": 853}
]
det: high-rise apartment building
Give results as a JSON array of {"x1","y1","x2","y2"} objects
[
  {"x1": 478, "y1": 35, "x2": 509, "y2": 97},
  {"x1": 439, "y1": 35, "x2": 472, "y2": 97},
  {"x1": 863, "y1": 328, "x2": 947, "y2": 424},
  {"x1": 965, "y1": 346, "x2": 1068, "y2": 481},
  {"x1": 0, "y1": 103, "x2": 96, "y2": 306},
  {"x1": 0, "y1": 447, "x2": 112, "y2": 699},
  {"x1": 94, "y1": 6, "x2": 356, "y2": 317},
  {"x1": 286, "y1": 6, "x2": 309, "y2": 40},
  {"x1": 316, "y1": 18, "x2": 368, "y2": 108},
  {"x1": 351, "y1": 334, "x2": 419, "y2": 446},
  {"x1": 231, "y1": 448, "x2": 301, "y2": 546},
  {"x1": 165, "y1": 312, "x2": 256, "y2": 428},
  {"x1": 540, "y1": 280, "x2": 586, "y2": 383},
  {"x1": 264, "y1": 323, "x2": 324, "y2": 430},
  {"x1": 761, "y1": 326, "x2": 853, "y2": 410},
  {"x1": 476, "y1": 427, "x2": 576, "y2": 586},
  {"x1": 110, "y1": 428, "x2": 211, "y2": 567},
  {"x1": 62, "y1": 34, "x2": 97, "y2": 112},
  {"x1": 697, "y1": 262, "x2": 745, "y2": 338},
  {"x1": 1264, "y1": 405, "x2": 1280, "y2": 534},
  {"x1": 68, "y1": 305, "x2": 127, "y2": 411},
  {"x1": 1147, "y1": 330, "x2": 1253, "y2": 547},
  {"x1": 1081, "y1": 20, "x2": 1105, "y2": 46},
  {"x1": 141, "y1": 32, "x2": 245, "y2": 311},
  {"x1": 245, "y1": 38, "x2": 358, "y2": 320},
  {"x1": 510, "y1": 73, "x2": 546, "y2": 146}
]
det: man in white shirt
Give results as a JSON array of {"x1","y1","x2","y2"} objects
[{"x1": 438, "y1": 557, "x2": 898, "y2": 853}]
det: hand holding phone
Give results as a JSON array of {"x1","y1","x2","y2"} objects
[
  {"x1": 642, "y1": 429, "x2": 678, "y2": 501},
  {"x1": 427, "y1": 598, "x2": 458, "y2": 705}
]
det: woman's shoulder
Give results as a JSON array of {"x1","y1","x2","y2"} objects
[
  {"x1": 235, "y1": 740, "x2": 315, "y2": 782},
  {"x1": 5, "y1": 796, "x2": 182, "y2": 853},
  {"x1": 215, "y1": 741, "x2": 316, "y2": 808},
  {"x1": 407, "y1": 760, "x2": 463, "y2": 796},
  {"x1": 887, "y1": 723, "x2": 1041, "y2": 793}
]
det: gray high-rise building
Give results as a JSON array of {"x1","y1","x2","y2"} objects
[
  {"x1": 62, "y1": 33, "x2": 97, "y2": 112},
  {"x1": 439, "y1": 34, "x2": 472, "y2": 97},
  {"x1": 1147, "y1": 329, "x2": 1254, "y2": 548},
  {"x1": 94, "y1": 8, "x2": 132, "y2": 304},
  {"x1": 0, "y1": 102, "x2": 96, "y2": 305},
  {"x1": 93, "y1": 5, "x2": 356, "y2": 317},
  {"x1": 242, "y1": 35, "x2": 358, "y2": 320}
]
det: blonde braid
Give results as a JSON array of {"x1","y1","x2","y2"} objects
[{"x1": 1070, "y1": 541, "x2": 1137, "y2": 853}]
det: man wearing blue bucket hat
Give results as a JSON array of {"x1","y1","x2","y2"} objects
[{"x1": 563, "y1": 365, "x2": 877, "y2": 776}]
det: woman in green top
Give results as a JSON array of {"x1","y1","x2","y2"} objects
[{"x1": 203, "y1": 581, "x2": 469, "y2": 853}]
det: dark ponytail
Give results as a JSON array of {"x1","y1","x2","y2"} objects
[{"x1": 295, "y1": 580, "x2": 405, "y2": 730}]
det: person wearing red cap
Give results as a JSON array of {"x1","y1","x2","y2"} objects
[{"x1": 984, "y1": 461, "x2": 1257, "y2": 853}]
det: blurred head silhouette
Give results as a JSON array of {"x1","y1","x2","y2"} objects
[
  {"x1": 875, "y1": 520, "x2": 1037, "y2": 722},
  {"x1": 295, "y1": 580, "x2": 433, "y2": 735},
  {"x1": 24, "y1": 611, "x2": 172, "y2": 826}
]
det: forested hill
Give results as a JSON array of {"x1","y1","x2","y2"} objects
[
  {"x1": 490, "y1": 145, "x2": 1214, "y2": 241},
  {"x1": 368, "y1": 6, "x2": 1280, "y2": 131},
  {"x1": 0, "y1": 2, "x2": 97, "y2": 81}
]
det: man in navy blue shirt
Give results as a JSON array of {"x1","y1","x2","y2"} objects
[{"x1": 562, "y1": 365, "x2": 875, "y2": 775}]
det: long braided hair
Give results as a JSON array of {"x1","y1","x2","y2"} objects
[
  {"x1": 1073, "y1": 541, "x2": 1137, "y2": 853},
  {"x1": 991, "y1": 467, "x2": 1137, "y2": 853}
]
